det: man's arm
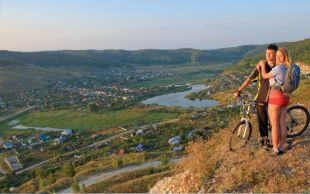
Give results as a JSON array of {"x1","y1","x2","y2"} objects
[
  {"x1": 234, "y1": 68, "x2": 258, "y2": 97},
  {"x1": 238, "y1": 78, "x2": 251, "y2": 92}
]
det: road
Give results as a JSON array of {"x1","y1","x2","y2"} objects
[
  {"x1": 0, "y1": 106, "x2": 36, "y2": 124},
  {"x1": 8, "y1": 118, "x2": 181, "y2": 175},
  {"x1": 57, "y1": 157, "x2": 182, "y2": 193}
]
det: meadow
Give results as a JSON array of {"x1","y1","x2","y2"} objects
[{"x1": 18, "y1": 106, "x2": 180, "y2": 130}]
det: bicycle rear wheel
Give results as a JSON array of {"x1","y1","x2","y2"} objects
[
  {"x1": 286, "y1": 105, "x2": 310, "y2": 138},
  {"x1": 229, "y1": 120, "x2": 252, "y2": 151}
]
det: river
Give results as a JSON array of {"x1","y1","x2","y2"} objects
[{"x1": 142, "y1": 84, "x2": 218, "y2": 108}]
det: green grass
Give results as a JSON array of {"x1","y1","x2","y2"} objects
[
  {"x1": 125, "y1": 63, "x2": 233, "y2": 88},
  {"x1": 135, "y1": 63, "x2": 232, "y2": 73},
  {"x1": 124, "y1": 72, "x2": 215, "y2": 88},
  {"x1": 0, "y1": 107, "x2": 28, "y2": 117},
  {"x1": 0, "y1": 123, "x2": 37, "y2": 137},
  {"x1": 17, "y1": 107, "x2": 179, "y2": 130}
]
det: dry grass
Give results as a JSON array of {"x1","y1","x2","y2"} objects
[
  {"x1": 176, "y1": 120, "x2": 310, "y2": 192},
  {"x1": 290, "y1": 79, "x2": 310, "y2": 108},
  {"x1": 14, "y1": 179, "x2": 38, "y2": 193},
  {"x1": 104, "y1": 171, "x2": 173, "y2": 193},
  {"x1": 211, "y1": 90, "x2": 235, "y2": 105},
  {"x1": 96, "y1": 127, "x2": 124, "y2": 135},
  {"x1": 39, "y1": 177, "x2": 72, "y2": 193}
]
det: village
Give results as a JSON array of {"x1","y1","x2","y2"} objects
[{"x1": 0, "y1": 69, "x2": 184, "y2": 111}]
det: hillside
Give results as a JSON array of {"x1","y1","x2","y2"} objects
[
  {"x1": 150, "y1": 79, "x2": 310, "y2": 192},
  {"x1": 150, "y1": 126, "x2": 309, "y2": 192},
  {"x1": 226, "y1": 38, "x2": 310, "y2": 73},
  {"x1": 0, "y1": 45, "x2": 260, "y2": 93},
  {"x1": 1, "y1": 39, "x2": 309, "y2": 94},
  {"x1": 150, "y1": 39, "x2": 310, "y2": 192},
  {"x1": 0, "y1": 62, "x2": 75, "y2": 93}
]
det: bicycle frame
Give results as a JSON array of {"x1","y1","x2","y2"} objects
[{"x1": 236, "y1": 97, "x2": 256, "y2": 139}]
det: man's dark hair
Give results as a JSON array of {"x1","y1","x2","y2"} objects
[{"x1": 266, "y1": 44, "x2": 278, "y2": 51}]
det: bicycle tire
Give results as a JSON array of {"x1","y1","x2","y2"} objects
[
  {"x1": 286, "y1": 105, "x2": 310, "y2": 138},
  {"x1": 229, "y1": 120, "x2": 252, "y2": 151}
]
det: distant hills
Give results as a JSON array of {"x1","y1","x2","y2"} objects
[
  {"x1": 0, "y1": 38, "x2": 309, "y2": 93},
  {"x1": 0, "y1": 45, "x2": 260, "y2": 68}
]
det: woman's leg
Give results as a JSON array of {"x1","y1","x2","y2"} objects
[
  {"x1": 279, "y1": 105, "x2": 288, "y2": 149},
  {"x1": 268, "y1": 104, "x2": 281, "y2": 151}
]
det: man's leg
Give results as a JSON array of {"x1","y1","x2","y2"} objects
[{"x1": 256, "y1": 104, "x2": 269, "y2": 138}]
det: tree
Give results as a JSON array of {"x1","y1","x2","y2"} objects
[
  {"x1": 35, "y1": 167, "x2": 46, "y2": 189},
  {"x1": 71, "y1": 179, "x2": 80, "y2": 193},
  {"x1": 80, "y1": 183, "x2": 86, "y2": 193},
  {"x1": 87, "y1": 102, "x2": 98, "y2": 112},
  {"x1": 46, "y1": 173, "x2": 56, "y2": 185},
  {"x1": 112, "y1": 157, "x2": 124, "y2": 168},
  {"x1": 63, "y1": 162, "x2": 75, "y2": 177},
  {"x1": 161, "y1": 155, "x2": 171, "y2": 166}
]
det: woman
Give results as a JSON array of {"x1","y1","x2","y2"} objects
[{"x1": 258, "y1": 47, "x2": 291, "y2": 155}]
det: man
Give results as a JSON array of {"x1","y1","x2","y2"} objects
[{"x1": 234, "y1": 44, "x2": 278, "y2": 150}]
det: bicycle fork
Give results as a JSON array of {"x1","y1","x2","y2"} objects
[{"x1": 238, "y1": 118, "x2": 249, "y2": 140}]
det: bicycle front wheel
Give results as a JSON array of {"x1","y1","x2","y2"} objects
[
  {"x1": 229, "y1": 120, "x2": 252, "y2": 151},
  {"x1": 286, "y1": 105, "x2": 310, "y2": 138}
]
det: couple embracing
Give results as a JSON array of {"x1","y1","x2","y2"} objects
[{"x1": 235, "y1": 44, "x2": 299, "y2": 155}]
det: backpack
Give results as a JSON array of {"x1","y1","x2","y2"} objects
[{"x1": 282, "y1": 63, "x2": 300, "y2": 93}]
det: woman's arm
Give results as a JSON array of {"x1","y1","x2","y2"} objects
[{"x1": 260, "y1": 61, "x2": 275, "y2": 79}]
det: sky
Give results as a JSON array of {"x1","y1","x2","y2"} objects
[{"x1": 1, "y1": 0, "x2": 310, "y2": 51}]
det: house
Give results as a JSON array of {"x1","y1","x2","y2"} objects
[
  {"x1": 39, "y1": 134, "x2": 50, "y2": 142},
  {"x1": 54, "y1": 136, "x2": 66, "y2": 145},
  {"x1": 191, "y1": 114, "x2": 202, "y2": 120},
  {"x1": 5, "y1": 156, "x2": 23, "y2": 171},
  {"x1": 3, "y1": 141, "x2": 13, "y2": 149},
  {"x1": 173, "y1": 146, "x2": 184, "y2": 151},
  {"x1": 61, "y1": 129, "x2": 73, "y2": 136},
  {"x1": 186, "y1": 131, "x2": 193, "y2": 140},
  {"x1": 168, "y1": 136, "x2": 181, "y2": 146},
  {"x1": 0, "y1": 101, "x2": 5, "y2": 109},
  {"x1": 28, "y1": 136, "x2": 37, "y2": 145},
  {"x1": 136, "y1": 143, "x2": 143, "y2": 152},
  {"x1": 118, "y1": 149, "x2": 125, "y2": 156},
  {"x1": 227, "y1": 104, "x2": 237, "y2": 109},
  {"x1": 136, "y1": 129, "x2": 145, "y2": 135}
]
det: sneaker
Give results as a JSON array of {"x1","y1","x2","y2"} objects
[
  {"x1": 277, "y1": 149, "x2": 284, "y2": 155},
  {"x1": 278, "y1": 147, "x2": 284, "y2": 155},
  {"x1": 272, "y1": 148, "x2": 284, "y2": 155}
]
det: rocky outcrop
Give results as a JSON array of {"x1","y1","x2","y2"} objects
[{"x1": 150, "y1": 170, "x2": 199, "y2": 193}]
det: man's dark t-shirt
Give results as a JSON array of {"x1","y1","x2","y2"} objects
[{"x1": 248, "y1": 62, "x2": 273, "y2": 103}]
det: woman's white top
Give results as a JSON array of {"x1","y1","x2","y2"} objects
[{"x1": 269, "y1": 64, "x2": 287, "y2": 86}]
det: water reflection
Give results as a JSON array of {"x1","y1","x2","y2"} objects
[{"x1": 142, "y1": 85, "x2": 218, "y2": 108}]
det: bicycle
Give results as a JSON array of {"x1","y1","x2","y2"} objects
[{"x1": 229, "y1": 95, "x2": 310, "y2": 151}]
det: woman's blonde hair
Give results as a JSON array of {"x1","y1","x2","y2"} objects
[{"x1": 277, "y1": 47, "x2": 292, "y2": 67}]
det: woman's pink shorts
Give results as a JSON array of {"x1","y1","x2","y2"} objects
[{"x1": 268, "y1": 89, "x2": 289, "y2": 107}]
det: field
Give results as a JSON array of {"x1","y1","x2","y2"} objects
[
  {"x1": 125, "y1": 63, "x2": 232, "y2": 88},
  {"x1": 17, "y1": 106, "x2": 180, "y2": 130}
]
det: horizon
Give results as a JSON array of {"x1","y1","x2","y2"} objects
[
  {"x1": 1, "y1": 0, "x2": 310, "y2": 51},
  {"x1": 1, "y1": 38, "x2": 309, "y2": 53}
]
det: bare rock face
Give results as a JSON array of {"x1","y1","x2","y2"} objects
[{"x1": 150, "y1": 170, "x2": 200, "y2": 193}]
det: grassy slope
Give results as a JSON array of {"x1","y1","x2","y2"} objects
[
  {"x1": 0, "y1": 64, "x2": 75, "y2": 93},
  {"x1": 152, "y1": 75, "x2": 310, "y2": 193},
  {"x1": 176, "y1": 125, "x2": 309, "y2": 192}
]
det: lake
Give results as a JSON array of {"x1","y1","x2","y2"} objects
[{"x1": 142, "y1": 85, "x2": 218, "y2": 108}]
